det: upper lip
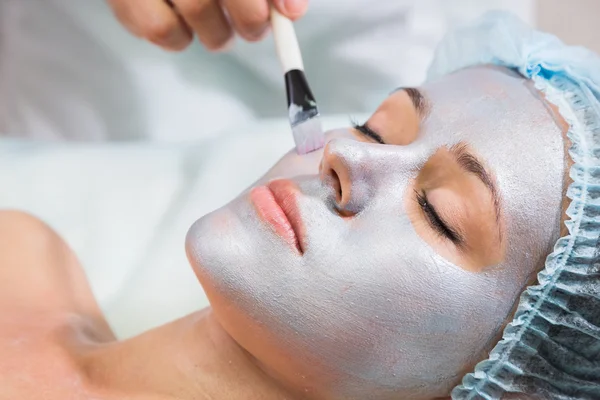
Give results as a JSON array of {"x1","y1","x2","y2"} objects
[{"x1": 267, "y1": 179, "x2": 307, "y2": 254}]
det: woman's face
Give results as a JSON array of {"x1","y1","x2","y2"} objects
[{"x1": 186, "y1": 66, "x2": 565, "y2": 399}]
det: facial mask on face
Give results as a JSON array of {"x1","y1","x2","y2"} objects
[{"x1": 186, "y1": 67, "x2": 565, "y2": 399}]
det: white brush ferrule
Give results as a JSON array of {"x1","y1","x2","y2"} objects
[{"x1": 271, "y1": 7, "x2": 304, "y2": 72}]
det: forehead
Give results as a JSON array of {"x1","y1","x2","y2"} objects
[
  {"x1": 421, "y1": 66, "x2": 537, "y2": 127},
  {"x1": 424, "y1": 66, "x2": 526, "y2": 93},
  {"x1": 417, "y1": 66, "x2": 563, "y2": 171}
]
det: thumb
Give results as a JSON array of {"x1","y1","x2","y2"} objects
[{"x1": 272, "y1": 0, "x2": 308, "y2": 20}]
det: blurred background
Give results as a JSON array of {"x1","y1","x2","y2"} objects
[
  {"x1": 538, "y1": 0, "x2": 600, "y2": 55},
  {"x1": 0, "y1": 0, "x2": 597, "y2": 338}
]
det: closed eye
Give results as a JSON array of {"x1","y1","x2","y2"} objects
[
  {"x1": 350, "y1": 119, "x2": 386, "y2": 145},
  {"x1": 415, "y1": 190, "x2": 464, "y2": 246}
]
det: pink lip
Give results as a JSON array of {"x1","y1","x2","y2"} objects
[{"x1": 250, "y1": 179, "x2": 305, "y2": 254}]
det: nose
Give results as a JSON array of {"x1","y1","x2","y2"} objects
[
  {"x1": 319, "y1": 136, "x2": 429, "y2": 215},
  {"x1": 320, "y1": 138, "x2": 378, "y2": 215}
]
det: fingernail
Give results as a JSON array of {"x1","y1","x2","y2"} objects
[
  {"x1": 279, "y1": 0, "x2": 307, "y2": 18},
  {"x1": 217, "y1": 36, "x2": 236, "y2": 53},
  {"x1": 245, "y1": 26, "x2": 270, "y2": 42}
]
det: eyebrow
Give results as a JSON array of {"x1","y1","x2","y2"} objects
[
  {"x1": 450, "y1": 143, "x2": 502, "y2": 224},
  {"x1": 395, "y1": 87, "x2": 430, "y2": 118}
]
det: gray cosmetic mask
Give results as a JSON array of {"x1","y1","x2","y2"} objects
[{"x1": 186, "y1": 67, "x2": 565, "y2": 399}]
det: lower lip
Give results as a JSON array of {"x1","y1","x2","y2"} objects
[{"x1": 250, "y1": 183, "x2": 302, "y2": 254}]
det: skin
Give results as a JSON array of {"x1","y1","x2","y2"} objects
[
  {"x1": 107, "y1": 0, "x2": 308, "y2": 51},
  {"x1": 0, "y1": 66, "x2": 569, "y2": 399}
]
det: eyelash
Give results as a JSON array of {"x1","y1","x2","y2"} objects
[
  {"x1": 350, "y1": 119, "x2": 385, "y2": 144},
  {"x1": 415, "y1": 190, "x2": 463, "y2": 246}
]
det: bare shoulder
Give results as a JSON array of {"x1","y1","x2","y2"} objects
[
  {"x1": 0, "y1": 209, "x2": 84, "y2": 311},
  {"x1": 0, "y1": 210, "x2": 113, "y2": 338},
  {"x1": 0, "y1": 211, "x2": 116, "y2": 399},
  {"x1": 0, "y1": 209, "x2": 57, "y2": 241}
]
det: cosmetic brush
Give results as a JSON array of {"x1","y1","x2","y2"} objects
[{"x1": 270, "y1": 7, "x2": 324, "y2": 155}]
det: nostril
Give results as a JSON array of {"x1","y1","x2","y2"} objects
[
  {"x1": 331, "y1": 169, "x2": 342, "y2": 203},
  {"x1": 321, "y1": 142, "x2": 359, "y2": 217},
  {"x1": 329, "y1": 169, "x2": 354, "y2": 217}
]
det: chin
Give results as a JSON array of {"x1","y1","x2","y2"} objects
[
  {"x1": 185, "y1": 197, "x2": 268, "y2": 292},
  {"x1": 186, "y1": 205, "x2": 235, "y2": 273}
]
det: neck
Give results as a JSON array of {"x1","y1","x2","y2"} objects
[{"x1": 80, "y1": 309, "x2": 296, "y2": 400}]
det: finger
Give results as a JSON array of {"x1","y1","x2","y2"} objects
[
  {"x1": 272, "y1": 0, "x2": 308, "y2": 20},
  {"x1": 107, "y1": 0, "x2": 193, "y2": 51},
  {"x1": 222, "y1": 0, "x2": 270, "y2": 42},
  {"x1": 172, "y1": 0, "x2": 234, "y2": 51}
]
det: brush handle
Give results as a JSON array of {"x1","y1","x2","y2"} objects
[{"x1": 271, "y1": 7, "x2": 304, "y2": 72}]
